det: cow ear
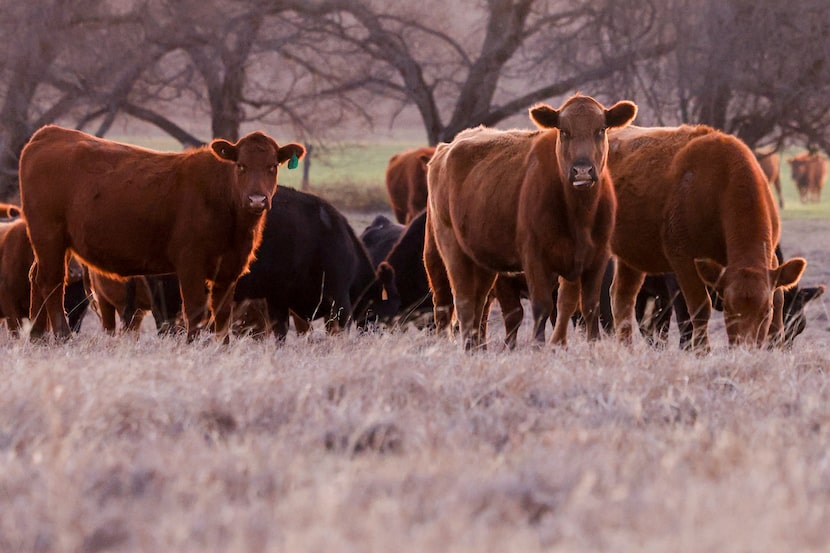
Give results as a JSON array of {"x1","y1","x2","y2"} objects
[
  {"x1": 278, "y1": 143, "x2": 306, "y2": 166},
  {"x1": 695, "y1": 258, "x2": 726, "y2": 289},
  {"x1": 210, "y1": 140, "x2": 238, "y2": 162},
  {"x1": 772, "y1": 257, "x2": 806, "y2": 291},
  {"x1": 529, "y1": 104, "x2": 559, "y2": 129},
  {"x1": 605, "y1": 101, "x2": 638, "y2": 129}
]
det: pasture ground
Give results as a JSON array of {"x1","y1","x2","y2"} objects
[{"x1": 1, "y1": 213, "x2": 829, "y2": 552}]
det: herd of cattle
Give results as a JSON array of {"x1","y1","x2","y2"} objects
[{"x1": 0, "y1": 93, "x2": 826, "y2": 351}]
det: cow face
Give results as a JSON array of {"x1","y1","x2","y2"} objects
[
  {"x1": 211, "y1": 133, "x2": 305, "y2": 214},
  {"x1": 530, "y1": 95, "x2": 637, "y2": 190},
  {"x1": 696, "y1": 257, "x2": 806, "y2": 347}
]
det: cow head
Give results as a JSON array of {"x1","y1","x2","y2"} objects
[
  {"x1": 210, "y1": 132, "x2": 305, "y2": 214},
  {"x1": 530, "y1": 95, "x2": 637, "y2": 190},
  {"x1": 695, "y1": 257, "x2": 806, "y2": 347}
]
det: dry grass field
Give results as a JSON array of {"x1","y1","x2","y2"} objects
[{"x1": 1, "y1": 217, "x2": 828, "y2": 553}]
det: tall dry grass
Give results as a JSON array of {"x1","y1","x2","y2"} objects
[{"x1": 1, "y1": 219, "x2": 828, "y2": 553}]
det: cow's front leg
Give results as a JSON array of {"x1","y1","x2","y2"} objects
[
  {"x1": 577, "y1": 257, "x2": 610, "y2": 342},
  {"x1": 209, "y1": 278, "x2": 237, "y2": 343},
  {"x1": 177, "y1": 269, "x2": 209, "y2": 342},
  {"x1": 551, "y1": 277, "x2": 579, "y2": 345}
]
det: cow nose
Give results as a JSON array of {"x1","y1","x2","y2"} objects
[
  {"x1": 248, "y1": 194, "x2": 268, "y2": 212},
  {"x1": 570, "y1": 162, "x2": 596, "y2": 188}
]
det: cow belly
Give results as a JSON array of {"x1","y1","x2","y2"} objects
[{"x1": 70, "y1": 223, "x2": 173, "y2": 276}]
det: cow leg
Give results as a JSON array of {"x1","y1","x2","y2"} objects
[
  {"x1": 97, "y1": 296, "x2": 118, "y2": 335},
  {"x1": 209, "y1": 279, "x2": 236, "y2": 343},
  {"x1": 575, "y1": 259, "x2": 609, "y2": 342},
  {"x1": 524, "y1": 263, "x2": 557, "y2": 344},
  {"x1": 177, "y1": 271, "x2": 209, "y2": 342},
  {"x1": 551, "y1": 278, "x2": 579, "y2": 345},
  {"x1": 29, "y1": 254, "x2": 71, "y2": 340},
  {"x1": 444, "y1": 255, "x2": 495, "y2": 350},
  {"x1": 267, "y1": 302, "x2": 290, "y2": 342},
  {"x1": 423, "y1": 210, "x2": 454, "y2": 333},
  {"x1": 611, "y1": 261, "x2": 645, "y2": 345},
  {"x1": 493, "y1": 276, "x2": 524, "y2": 349},
  {"x1": 673, "y1": 264, "x2": 712, "y2": 352}
]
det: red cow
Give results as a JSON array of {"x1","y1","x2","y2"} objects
[
  {"x1": 385, "y1": 146, "x2": 435, "y2": 224},
  {"x1": 426, "y1": 94, "x2": 637, "y2": 349},
  {"x1": 0, "y1": 219, "x2": 88, "y2": 336},
  {"x1": 755, "y1": 151, "x2": 784, "y2": 209},
  {"x1": 18, "y1": 125, "x2": 304, "y2": 341},
  {"x1": 606, "y1": 125, "x2": 805, "y2": 349},
  {"x1": 788, "y1": 151, "x2": 827, "y2": 203}
]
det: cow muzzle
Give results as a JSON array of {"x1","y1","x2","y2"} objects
[
  {"x1": 248, "y1": 194, "x2": 269, "y2": 212},
  {"x1": 570, "y1": 162, "x2": 597, "y2": 189}
]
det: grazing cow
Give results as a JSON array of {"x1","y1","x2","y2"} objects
[
  {"x1": 86, "y1": 271, "x2": 181, "y2": 335},
  {"x1": 788, "y1": 151, "x2": 827, "y2": 203},
  {"x1": 233, "y1": 186, "x2": 399, "y2": 341},
  {"x1": 0, "y1": 203, "x2": 20, "y2": 218},
  {"x1": 605, "y1": 125, "x2": 805, "y2": 350},
  {"x1": 0, "y1": 218, "x2": 88, "y2": 336},
  {"x1": 426, "y1": 94, "x2": 638, "y2": 349},
  {"x1": 659, "y1": 245, "x2": 826, "y2": 349},
  {"x1": 18, "y1": 125, "x2": 304, "y2": 341},
  {"x1": 756, "y1": 151, "x2": 784, "y2": 209},
  {"x1": 386, "y1": 146, "x2": 435, "y2": 224}
]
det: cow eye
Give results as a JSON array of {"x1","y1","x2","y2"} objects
[
  {"x1": 560, "y1": 130, "x2": 571, "y2": 140},
  {"x1": 269, "y1": 164, "x2": 277, "y2": 174},
  {"x1": 237, "y1": 163, "x2": 246, "y2": 173},
  {"x1": 596, "y1": 128, "x2": 606, "y2": 139}
]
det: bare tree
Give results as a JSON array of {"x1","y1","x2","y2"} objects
[{"x1": 630, "y1": 0, "x2": 830, "y2": 152}]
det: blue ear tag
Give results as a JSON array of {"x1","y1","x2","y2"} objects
[{"x1": 288, "y1": 152, "x2": 299, "y2": 170}]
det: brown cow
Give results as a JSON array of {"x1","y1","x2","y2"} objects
[
  {"x1": 426, "y1": 94, "x2": 637, "y2": 349},
  {"x1": 0, "y1": 203, "x2": 20, "y2": 218},
  {"x1": 755, "y1": 150, "x2": 783, "y2": 209},
  {"x1": 788, "y1": 151, "x2": 827, "y2": 203},
  {"x1": 605, "y1": 125, "x2": 805, "y2": 350},
  {"x1": 385, "y1": 146, "x2": 435, "y2": 224},
  {"x1": 0, "y1": 219, "x2": 89, "y2": 336},
  {"x1": 19, "y1": 125, "x2": 304, "y2": 341}
]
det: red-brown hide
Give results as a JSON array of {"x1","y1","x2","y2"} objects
[
  {"x1": 788, "y1": 152, "x2": 827, "y2": 204},
  {"x1": 607, "y1": 125, "x2": 805, "y2": 349},
  {"x1": 18, "y1": 125, "x2": 304, "y2": 341},
  {"x1": 385, "y1": 146, "x2": 435, "y2": 224},
  {"x1": 426, "y1": 94, "x2": 637, "y2": 349}
]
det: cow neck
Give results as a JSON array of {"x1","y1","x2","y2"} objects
[{"x1": 564, "y1": 177, "x2": 604, "y2": 244}]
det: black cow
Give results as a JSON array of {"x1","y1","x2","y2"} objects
[
  {"x1": 361, "y1": 210, "x2": 435, "y2": 326},
  {"x1": 359, "y1": 215, "x2": 405, "y2": 268},
  {"x1": 234, "y1": 186, "x2": 399, "y2": 340}
]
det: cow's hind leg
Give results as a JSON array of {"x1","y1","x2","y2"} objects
[
  {"x1": 453, "y1": 265, "x2": 496, "y2": 350},
  {"x1": 674, "y1": 263, "x2": 713, "y2": 352},
  {"x1": 611, "y1": 261, "x2": 646, "y2": 345},
  {"x1": 29, "y1": 253, "x2": 71, "y2": 341},
  {"x1": 424, "y1": 210, "x2": 454, "y2": 334}
]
